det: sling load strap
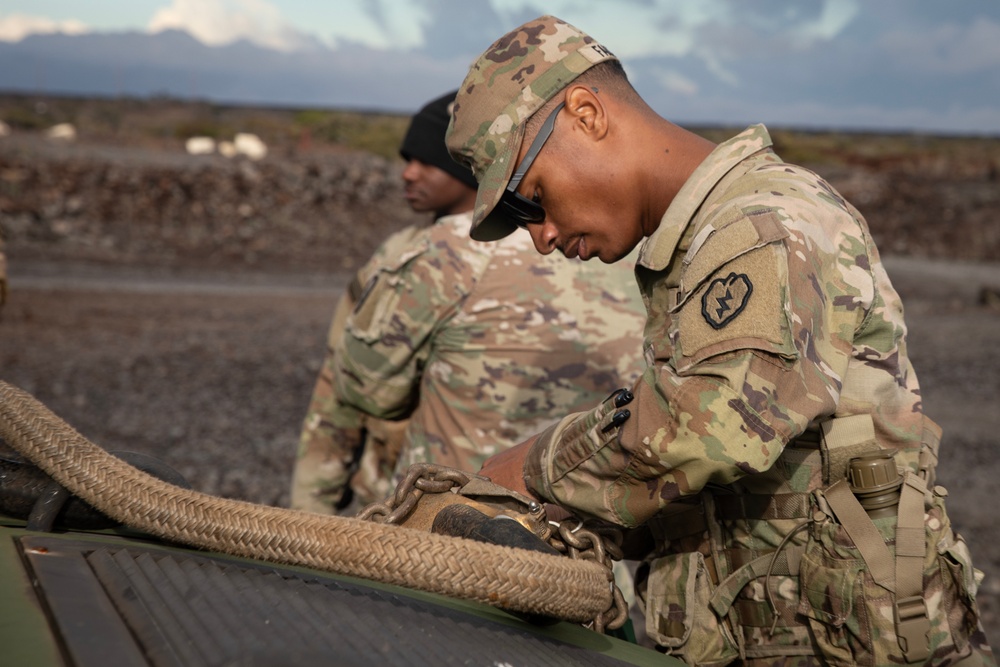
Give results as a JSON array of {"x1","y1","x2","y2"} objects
[
  {"x1": 708, "y1": 545, "x2": 804, "y2": 618},
  {"x1": 895, "y1": 472, "x2": 931, "y2": 662},
  {"x1": 824, "y1": 479, "x2": 895, "y2": 591}
]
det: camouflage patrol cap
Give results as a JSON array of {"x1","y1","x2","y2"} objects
[{"x1": 445, "y1": 15, "x2": 618, "y2": 241}]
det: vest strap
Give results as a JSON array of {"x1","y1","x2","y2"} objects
[
  {"x1": 714, "y1": 493, "x2": 811, "y2": 521},
  {"x1": 918, "y1": 417, "x2": 942, "y2": 485},
  {"x1": 823, "y1": 480, "x2": 896, "y2": 591},
  {"x1": 895, "y1": 472, "x2": 930, "y2": 662},
  {"x1": 708, "y1": 545, "x2": 804, "y2": 618},
  {"x1": 824, "y1": 473, "x2": 931, "y2": 663}
]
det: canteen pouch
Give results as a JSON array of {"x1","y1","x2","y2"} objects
[
  {"x1": 798, "y1": 481, "x2": 984, "y2": 666},
  {"x1": 641, "y1": 551, "x2": 738, "y2": 666}
]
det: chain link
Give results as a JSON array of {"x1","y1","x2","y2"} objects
[{"x1": 357, "y1": 463, "x2": 629, "y2": 633}]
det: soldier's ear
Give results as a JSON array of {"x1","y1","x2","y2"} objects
[{"x1": 563, "y1": 85, "x2": 608, "y2": 142}]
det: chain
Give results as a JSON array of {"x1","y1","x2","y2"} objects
[
  {"x1": 549, "y1": 519, "x2": 629, "y2": 633},
  {"x1": 357, "y1": 463, "x2": 629, "y2": 633},
  {"x1": 357, "y1": 463, "x2": 470, "y2": 524}
]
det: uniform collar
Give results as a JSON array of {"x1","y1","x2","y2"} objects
[
  {"x1": 638, "y1": 124, "x2": 773, "y2": 271},
  {"x1": 434, "y1": 209, "x2": 472, "y2": 223},
  {"x1": 434, "y1": 209, "x2": 475, "y2": 226}
]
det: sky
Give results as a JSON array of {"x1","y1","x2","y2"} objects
[{"x1": 1, "y1": 0, "x2": 999, "y2": 135}]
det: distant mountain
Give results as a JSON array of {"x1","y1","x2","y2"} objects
[
  {"x1": 0, "y1": 30, "x2": 467, "y2": 113},
  {"x1": 1, "y1": 27, "x2": 996, "y2": 134}
]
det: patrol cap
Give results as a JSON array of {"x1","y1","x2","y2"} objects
[
  {"x1": 445, "y1": 15, "x2": 618, "y2": 242},
  {"x1": 399, "y1": 90, "x2": 478, "y2": 190}
]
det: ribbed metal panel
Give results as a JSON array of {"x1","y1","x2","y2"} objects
[{"x1": 23, "y1": 536, "x2": 638, "y2": 667}]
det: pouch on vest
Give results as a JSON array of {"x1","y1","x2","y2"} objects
[{"x1": 640, "y1": 551, "x2": 738, "y2": 666}]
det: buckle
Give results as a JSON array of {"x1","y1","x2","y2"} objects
[{"x1": 894, "y1": 595, "x2": 930, "y2": 662}]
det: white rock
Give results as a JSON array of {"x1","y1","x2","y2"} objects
[
  {"x1": 185, "y1": 136, "x2": 216, "y2": 155},
  {"x1": 234, "y1": 132, "x2": 267, "y2": 160},
  {"x1": 45, "y1": 123, "x2": 76, "y2": 141}
]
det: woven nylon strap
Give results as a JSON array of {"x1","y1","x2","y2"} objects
[
  {"x1": 708, "y1": 546, "x2": 804, "y2": 617},
  {"x1": 918, "y1": 417, "x2": 942, "y2": 485},
  {"x1": 824, "y1": 475, "x2": 930, "y2": 662},
  {"x1": 895, "y1": 472, "x2": 931, "y2": 662}
]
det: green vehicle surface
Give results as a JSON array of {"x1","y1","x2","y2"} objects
[{"x1": 0, "y1": 513, "x2": 678, "y2": 667}]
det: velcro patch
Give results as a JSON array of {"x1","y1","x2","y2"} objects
[{"x1": 676, "y1": 245, "x2": 795, "y2": 370}]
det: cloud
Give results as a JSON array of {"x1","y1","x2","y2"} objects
[
  {"x1": 354, "y1": 0, "x2": 428, "y2": 49},
  {"x1": 651, "y1": 68, "x2": 699, "y2": 97},
  {"x1": 879, "y1": 16, "x2": 1000, "y2": 75},
  {"x1": 148, "y1": 0, "x2": 316, "y2": 51},
  {"x1": 0, "y1": 13, "x2": 88, "y2": 42}
]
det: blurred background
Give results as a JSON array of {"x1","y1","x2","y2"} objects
[{"x1": 1, "y1": 0, "x2": 999, "y2": 640}]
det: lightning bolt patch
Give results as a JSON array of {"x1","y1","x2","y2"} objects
[{"x1": 702, "y1": 273, "x2": 753, "y2": 329}]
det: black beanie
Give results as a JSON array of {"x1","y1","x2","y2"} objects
[{"x1": 399, "y1": 90, "x2": 478, "y2": 189}]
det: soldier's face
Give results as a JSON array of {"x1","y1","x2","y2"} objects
[
  {"x1": 401, "y1": 159, "x2": 471, "y2": 217},
  {"x1": 508, "y1": 116, "x2": 644, "y2": 264}
]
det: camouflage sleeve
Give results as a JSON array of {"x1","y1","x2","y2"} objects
[
  {"x1": 292, "y1": 223, "x2": 428, "y2": 513},
  {"x1": 525, "y1": 195, "x2": 877, "y2": 528},
  {"x1": 333, "y1": 222, "x2": 488, "y2": 420},
  {"x1": 290, "y1": 290, "x2": 366, "y2": 513}
]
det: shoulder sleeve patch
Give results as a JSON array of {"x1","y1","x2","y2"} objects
[
  {"x1": 346, "y1": 234, "x2": 430, "y2": 343},
  {"x1": 675, "y1": 242, "x2": 797, "y2": 372}
]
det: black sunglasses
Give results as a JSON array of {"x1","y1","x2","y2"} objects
[{"x1": 499, "y1": 102, "x2": 565, "y2": 227}]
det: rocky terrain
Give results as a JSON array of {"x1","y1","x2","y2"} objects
[{"x1": 1, "y1": 94, "x2": 999, "y2": 641}]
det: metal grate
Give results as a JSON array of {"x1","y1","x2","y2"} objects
[{"x1": 22, "y1": 535, "x2": 639, "y2": 667}]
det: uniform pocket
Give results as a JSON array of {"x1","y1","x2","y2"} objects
[
  {"x1": 930, "y1": 490, "x2": 985, "y2": 658},
  {"x1": 346, "y1": 273, "x2": 401, "y2": 343},
  {"x1": 643, "y1": 551, "x2": 738, "y2": 666},
  {"x1": 796, "y1": 531, "x2": 873, "y2": 667},
  {"x1": 345, "y1": 237, "x2": 428, "y2": 344}
]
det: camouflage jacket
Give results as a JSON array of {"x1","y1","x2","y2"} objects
[
  {"x1": 523, "y1": 124, "x2": 930, "y2": 528},
  {"x1": 335, "y1": 210, "x2": 647, "y2": 488},
  {"x1": 292, "y1": 224, "x2": 424, "y2": 514}
]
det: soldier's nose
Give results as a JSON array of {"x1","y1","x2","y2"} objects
[{"x1": 529, "y1": 221, "x2": 559, "y2": 255}]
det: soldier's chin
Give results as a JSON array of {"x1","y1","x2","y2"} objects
[
  {"x1": 599, "y1": 248, "x2": 628, "y2": 264},
  {"x1": 404, "y1": 194, "x2": 429, "y2": 213}
]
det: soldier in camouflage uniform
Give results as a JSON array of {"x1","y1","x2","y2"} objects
[
  {"x1": 292, "y1": 90, "x2": 647, "y2": 516},
  {"x1": 292, "y1": 91, "x2": 472, "y2": 513},
  {"x1": 448, "y1": 15, "x2": 994, "y2": 667}
]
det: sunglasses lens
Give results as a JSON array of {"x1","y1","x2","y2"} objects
[{"x1": 501, "y1": 191, "x2": 545, "y2": 227}]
